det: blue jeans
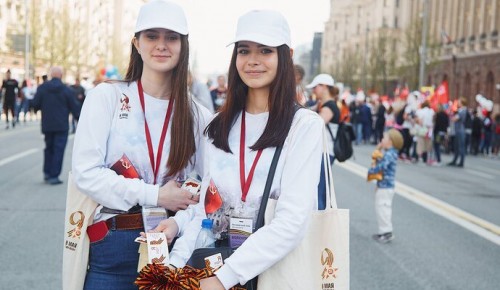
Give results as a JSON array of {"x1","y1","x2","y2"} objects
[
  {"x1": 84, "y1": 229, "x2": 141, "y2": 290},
  {"x1": 355, "y1": 123, "x2": 363, "y2": 145},
  {"x1": 43, "y1": 131, "x2": 68, "y2": 178},
  {"x1": 317, "y1": 155, "x2": 334, "y2": 210}
]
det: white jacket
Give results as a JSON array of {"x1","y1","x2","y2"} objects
[
  {"x1": 170, "y1": 108, "x2": 323, "y2": 289},
  {"x1": 72, "y1": 81, "x2": 212, "y2": 221}
]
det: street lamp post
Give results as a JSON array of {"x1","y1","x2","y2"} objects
[
  {"x1": 362, "y1": 26, "x2": 369, "y2": 90},
  {"x1": 24, "y1": 0, "x2": 30, "y2": 80},
  {"x1": 418, "y1": 0, "x2": 428, "y2": 90}
]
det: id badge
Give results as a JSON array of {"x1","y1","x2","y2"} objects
[
  {"x1": 229, "y1": 217, "x2": 253, "y2": 249},
  {"x1": 142, "y1": 206, "x2": 168, "y2": 232}
]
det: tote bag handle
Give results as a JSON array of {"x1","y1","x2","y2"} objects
[{"x1": 322, "y1": 128, "x2": 338, "y2": 210}]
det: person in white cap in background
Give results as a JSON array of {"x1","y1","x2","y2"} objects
[
  {"x1": 160, "y1": 9, "x2": 323, "y2": 289},
  {"x1": 306, "y1": 73, "x2": 340, "y2": 155},
  {"x1": 306, "y1": 73, "x2": 339, "y2": 210},
  {"x1": 71, "y1": 0, "x2": 211, "y2": 288}
]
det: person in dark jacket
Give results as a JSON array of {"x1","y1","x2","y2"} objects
[
  {"x1": 470, "y1": 110, "x2": 482, "y2": 155},
  {"x1": 32, "y1": 66, "x2": 80, "y2": 184},
  {"x1": 433, "y1": 104, "x2": 449, "y2": 164},
  {"x1": 373, "y1": 99, "x2": 386, "y2": 144}
]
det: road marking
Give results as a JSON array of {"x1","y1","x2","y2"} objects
[
  {"x1": 463, "y1": 169, "x2": 495, "y2": 180},
  {"x1": 0, "y1": 148, "x2": 39, "y2": 167},
  {"x1": 338, "y1": 160, "x2": 500, "y2": 246}
]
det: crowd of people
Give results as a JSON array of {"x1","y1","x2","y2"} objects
[
  {"x1": 0, "y1": 70, "x2": 90, "y2": 131},
  {"x1": 294, "y1": 77, "x2": 500, "y2": 166}
]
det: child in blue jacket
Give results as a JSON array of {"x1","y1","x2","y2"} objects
[{"x1": 368, "y1": 129, "x2": 403, "y2": 243}]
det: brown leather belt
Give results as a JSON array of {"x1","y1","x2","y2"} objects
[{"x1": 106, "y1": 212, "x2": 144, "y2": 230}]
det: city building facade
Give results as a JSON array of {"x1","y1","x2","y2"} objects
[
  {"x1": 322, "y1": 0, "x2": 500, "y2": 113},
  {"x1": 0, "y1": 0, "x2": 144, "y2": 82}
]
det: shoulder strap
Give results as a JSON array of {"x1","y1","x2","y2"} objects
[
  {"x1": 255, "y1": 105, "x2": 301, "y2": 230},
  {"x1": 254, "y1": 145, "x2": 283, "y2": 231}
]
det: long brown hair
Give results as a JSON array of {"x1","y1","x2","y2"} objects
[
  {"x1": 205, "y1": 44, "x2": 297, "y2": 153},
  {"x1": 124, "y1": 32, "x2": 195, "y2": 177}
]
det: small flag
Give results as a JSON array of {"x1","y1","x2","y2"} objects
[{"x1": 441, "y1": 30, "x2": 452, "y2": 45}]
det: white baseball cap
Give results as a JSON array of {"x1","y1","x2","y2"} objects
[
  {"x1": 135, "y1": 0, "x2": 188, "y2": 35},
  {"x1": 306, "y1": 74, "x2": 335, "y2": 89},
  {"x1": 229, "y1": 10, "x2": 291, "y2": 47}
]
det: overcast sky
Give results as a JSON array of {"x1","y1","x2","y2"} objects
[{"x1": 169, "y1": 0, "x2": 331, "y2": 80}]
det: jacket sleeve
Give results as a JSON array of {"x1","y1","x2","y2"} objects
[
  {"x1": 32, "y1": 87, "x2": 42, "y2": 112},
  {"x1": 72, "y1": 83, "x2": 159, "y2": 211},
  {"x1": 66, "y1": 88, "x2": 81, "y2": 120}
]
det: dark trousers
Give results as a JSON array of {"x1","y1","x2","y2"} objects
[
  {"x1": 399, "y1": 128, "x2": 412, "y2": 157},
  {"x1": 373, "y1": 125, "x2": 385, "y2": 144},
  {"x1": 43, "y1": 131, "x2": 68, "y2": 178},
  {"x1": 470, "y1": 135, "x2": 481, "y2": 155},
  {"x1": 451, "y1": 132, "x2": 465, "y2": 165}
]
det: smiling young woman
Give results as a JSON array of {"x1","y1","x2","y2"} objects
[
  {"x1": 70, "y1": 1, "x2": 212, "y2": 289},
  {"x1": 166, "y1": 9, "x2": 324, "y2": 290}
]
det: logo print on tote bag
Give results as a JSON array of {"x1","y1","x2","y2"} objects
[
  {"x1": 321, "y1": 248, "x2": 339, "y2": 280},
  {"x1": 67, "y1": 211, "x2": 85, "y2": 239}
]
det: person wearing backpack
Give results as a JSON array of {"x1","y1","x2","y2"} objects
[
  {"x1": 307, "y1": 73, "x2": 339, "y2": 161},
  {"x1": 306, "y1": 73, "x2": 339, "y2": 210}
]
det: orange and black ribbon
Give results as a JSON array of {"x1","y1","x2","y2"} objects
[{"x1": 135, "y1": 264, "x2": 246, "y2": 290}]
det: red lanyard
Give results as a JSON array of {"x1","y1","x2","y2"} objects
[
  {"x1": 137, "y1": 80, "x2": 174, "y2": 184},
  {"x1": 240, "y1": 111, "x2": 263, "y2": 202}
]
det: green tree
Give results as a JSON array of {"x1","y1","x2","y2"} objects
[
  {"x1": 398, "y1": 18, "x2": 439, "y2": 90},
  {"x1": 334, "y1": 49, "x2": 361, "y2": 90},
  {"x1": 367, "y1": 30, "x2": 397, "y2": 94}
]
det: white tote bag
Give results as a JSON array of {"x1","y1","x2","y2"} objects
[
  {"x1": 258, "y1": 130, "x2": 350, "y2": 290},
  {"x1": 62, "y1": 172, "x2": 98, "y2": 290}
]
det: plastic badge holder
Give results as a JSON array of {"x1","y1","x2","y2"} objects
[{"x1": 142, "y1": 206, "x2": 168, "y2": 232}]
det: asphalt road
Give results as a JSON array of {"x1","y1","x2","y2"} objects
[{"x1": 0, "y1": 120, "x2": 499, "y2": 289}]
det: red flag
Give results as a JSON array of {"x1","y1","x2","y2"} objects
[
  {"x1": 435, "y1": 80, "x2": 449, "y2": 105},
  {"x1": 426, "y1": 91, "x2": 438, "y2": 111}
]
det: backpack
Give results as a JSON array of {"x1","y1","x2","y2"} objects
[
  {"x1": 395, "y1": 105, "x2": 406, "y2": 125},
  {"x1": 327, "y1": 122, "x2": 355, "y2": 162}
]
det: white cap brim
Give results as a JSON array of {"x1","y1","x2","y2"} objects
[
  {"x1": 227, "y1": 33, "x2": 289, "y2": 47},
  {"x1": 306, "y1": 82, "x2": 318, "y2": 89}
]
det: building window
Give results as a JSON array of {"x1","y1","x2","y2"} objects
[
  {"x1": 395, "y1": 0, "x2": 400, "y2": 8},
  {"x1": 394, "y1": 16, "x2": 398, "y2": 28},
  {"x1": 383, "y1": 17, "x2": 387, "y2": 27}
]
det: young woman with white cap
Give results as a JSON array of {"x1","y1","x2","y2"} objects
[
  {"x1": 306, "y1": 73, "x2": 339, "y2": 210},
  {"x1": 71, "y1": 0, "x2": 211, "y2": 288},
  {"x1": 164, "y1": 9, "x2": 323, "y2": 289},
  {"x1": 306, "y1": 73, "x2": 340, "y2": 154}
]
